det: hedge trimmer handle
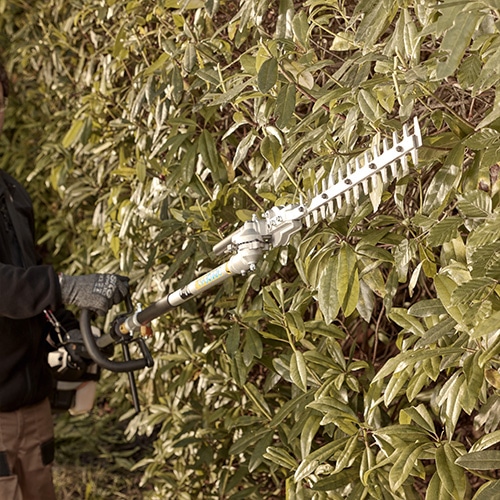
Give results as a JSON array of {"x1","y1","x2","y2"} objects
[
  {"x1": 79, "y1": 298, "x2": 154, "y2": 413},
  {"x1": 79, "y1": 311, "x2": 154, "y2": 373}
]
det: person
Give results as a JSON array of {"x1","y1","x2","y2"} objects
[{"x1": 0, "y1": 61, "x2": 129, "y2": 499}]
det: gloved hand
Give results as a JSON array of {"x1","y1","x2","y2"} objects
[{"x1": 59, "y1": 274, "x2": 129, "y2": 316}]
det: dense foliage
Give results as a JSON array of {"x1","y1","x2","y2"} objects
[{"x1": 2, "y1": 0, "x2": 500, "y2": 498}]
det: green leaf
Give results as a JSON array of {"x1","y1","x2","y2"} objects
[
  {"x1": 389, "y1": 442, "x2": 427, "y2": 492},
  {"x1": 462, "y1": 352, "x2": 484, "y2": 414},
  {"x1": 468, "y1": 214, "x2": 500, "y2": 248},
  {"x1": 300, "y1": 414, "x2": 321, "y2": 460},
  {"x1": 233, "y1": 131, "x2": 257, "y2": 169},
  {"x1": 422, "y1": 145, "x2": 464, "y2": 214},
  {"x1": 372, "y1": 425, "x2": 429, "y2": 444},
  {"x1": 373, "y1": 347, "x2": 463, "y2": 382},
  {"x1": 436, "y1": 10, "x2": 482, "y2": 79},
  {"x1": 260, "y1": 135, "x2": 282, "y2": 169},
  {"x1": 285, "y1": 311, "x2": 305, "y2": 341},
  {"x1": 229, "y1": 427, "x2": 271, "y2": 455},
  {"x1": 415, "y1": 316, "x2": 457, "y2": 348},
  {"x1": 249, "y1": 431, "x2": 273, "y2": 472},
  {"x1": 292, "y1": 10, "x2": 309, "y2": 48},
  {"x1": 317, "y1": 256, "x2": 340, "y2": 324},
  {"x1": 434, "y1": 274, "x2": 466, "y2": 324},
  {"x1": 198, "y1": 129, "x2": 224, "y2": 181},
  {"x1": 243, "y1": 328, "x2": 263, "y2": 365},
  {"x1": 451, "y1": 277, "x2": 496, "y2": 305},
  {"x1": 465, "y1": 128, "x2": 500, "y2": 150},
  {"x1": 270, "y1": 391, "x2": 314, "y2": 428},
  {"x1": 230, "y1": 352, "x2": 249, "y2": 387},
  {"x1": 408, "y1": 299, "x2": 447, "y2": 318},
  {"x1": 275, "y1": 83, "x2": 296, "y2": 129},
  {"x1": 312, "y1": 467, "x2": 359, "y2": 491},
  {"x1": 384, "y1": 367, "x2": 412, "y2": 406},
  {"x1": 426, "y1": 472, "x2": 453, "y2": 500},
  {"x1": 470, "y1": 429, "x2": 500, "y2": 453},
  {"x1": 472, "y1": 481, "x2": 500, "y2": 500},
  {"x1": 388, "y1": 307, "x2": 425, "y2": 335},
  {"x1": 438, "y1": 372, "x2": 464, "y2": 437},
  {"x1": 226, "y1": 323, "x2": 240, "y2": 356},
  {"x1": 354, "y1": 0, "x2": 398, "y2": 47},
  {"x1": 62, "y1": 118, "x2": 86, "y2": 148},
  {"x1": 458, "y1": 54, "x2": 481, "y2": 89},
  {"x1": 243, "y1": 383, "x2": 272, "y2": 420},
  {"x1": 455, "y1": 450, "x2": 500, "y2": 470},
  {"x1": 337, "y1": 243, "x2": 359, "y2": 317},
  {"x1": 476, "y1": 91, "x2": 500, "y2": 128},
  {"x1": 258, "y1": 57, "x2": 278, "y2": 93},
  {"x1": 290, "y1": 351, "x2": 308, "y2": 392},
  {"x1": 335, "y1": 434, "x2": 361, "y2": 473},
  {"x1": 485, "y1": 251, "x2": 500, "y2": 280},
  {"x1": 427, "y1": 217, "x2": 462, "y2": 247},
  {"x1": 400, "y1": 404, "x2": 436, "y2": 435},
  {"x1": 263, "y1": 446, "x2": 297, "y2": 470},
  {"x1": 358, "y1": 89, "x2": 381, "y2": 122},
  {"x1": 457, "y1": 190, "x2": 492, "y2": 219},
  {"x1": 435, "y1": 442, "x2": 467, "y2": 500},
  {"x1": 294, "y1": 438, "x2": 349, "y2": 482}
]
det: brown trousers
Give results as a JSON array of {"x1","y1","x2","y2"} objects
[{"x1": 0, "y1": 398, "x2": 56, "y2": 500}]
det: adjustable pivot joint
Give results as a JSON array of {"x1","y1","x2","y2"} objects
[
  {"x1": 213, "y1": 207, "x2": 302, "y2": 256},
  {"x1": 224, "y1": 217, "x2": 270, "y2": 274},
  {"x1": 262, "y1": 206, "x2": 303, "y2": 248}
]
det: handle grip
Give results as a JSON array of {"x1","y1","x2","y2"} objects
[{"x1": 79, "y1": 309, "x2": 153, "y2": 373}]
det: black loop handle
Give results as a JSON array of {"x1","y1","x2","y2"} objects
[{"x1": 79, "y1": 309, "x2": 150, "y2": 373}]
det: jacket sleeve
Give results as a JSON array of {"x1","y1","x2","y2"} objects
[{"x1": 0, "y1": 263, "x2": 62, "y2": 319}]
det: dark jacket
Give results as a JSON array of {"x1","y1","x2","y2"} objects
[{"x1": 0, "y1": 170, "x2": 62, "y2": 411}]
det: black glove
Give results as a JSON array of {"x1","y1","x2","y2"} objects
[{"x1": 59, "y1": 273, "x2": 129, "y2": 316}]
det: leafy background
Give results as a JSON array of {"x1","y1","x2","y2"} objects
[{"x1": 2, "y1": 0, "x2": 500, "y2": 498}]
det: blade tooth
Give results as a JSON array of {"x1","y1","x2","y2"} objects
[
  {"x1": 413, "y1": 116, "x2": 422, "y2": 146},
  {"x1": 392, "y1": 131, "x2": 398, "y2": 148},
  {"x1": 299, "y1": 194, "x2": 305, "y2": 213},
  {"x1": 390, "y1": 161, "x2": 398, "y2": 177},
  {"x1": 403, "y1": 122, "x2": 410, "y2": 138},
  {"x1": 320, "y1": 204, "x2": 327, "y2": 220},
  {"x1": 364, "y1": 150, "x2": 372, "y2": 167},
  {"x1": 400, "y1": 154, "x2": 409, "y2": 174},
  {"x1": 346, "y1": 161, "x2": 353, "y2": 177},
  {"x1": 353, "y1": 183, "x2": 360, "y2": 200},
  {"x1": 372, "y1": 173, "x2": 382, "y2": 190},
  {"x1": 328, "y1": 200, "x2": 335, "y2": 215},
  {"x1": 355, "y1": 157, "x2": 361, "y2": 172},
  {"x1": 411, "y1": 147, "x2": 418, "y2": 167},
  {"x1": 383, "y1": 138, "x2": 389, "y2": 152},
  {"x1": 305, "y1": 214, "x2": 312, "y2": 228},
  {"x1": 380, "y1": 167, "x2": 388, "y2": 184},
  {"x1": 336, "y1": 196, "x2": 343, "y2": 209},
  {"x1": 344, "y1": 188, "x2": 352, "y2": 204},
  {"x1": 362, "y1": 178, "x2": 370, "y2": 194},
  {"x1": 328, "y1": 168, "x2": 336, "y2": 187},
  {"x1": 321, "y1": 178, "x2": 328, "y2": 193},
  {"x1": 312, "y1": 209, "x2": 319, "y2": 224}
]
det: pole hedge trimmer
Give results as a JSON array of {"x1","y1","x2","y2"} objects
[{"x1": 78, "y1": 119, "x2": 423, "y2": 413}]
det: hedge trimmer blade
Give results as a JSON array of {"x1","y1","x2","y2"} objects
[{"x1": 302, "y1": 117, "x2": 422, "y2": 228}]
